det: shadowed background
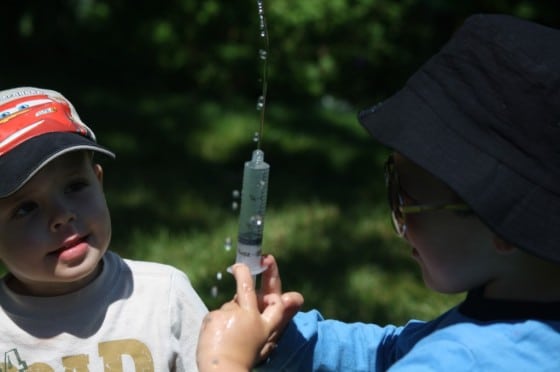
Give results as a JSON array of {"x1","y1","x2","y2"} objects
[{"x1": 1, "y1": 0, "x2": 559, "y2": 323}]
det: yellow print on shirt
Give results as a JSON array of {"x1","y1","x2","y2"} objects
[{"x1": 2, "y1": 339, "x2": 154, "y2": 371}]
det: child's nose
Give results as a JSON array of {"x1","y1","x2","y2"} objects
[{"x1": 49, "y1": 201, "x2": 76, "y2": 231}]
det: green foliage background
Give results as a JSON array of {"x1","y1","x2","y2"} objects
[{"x1": 1, "y1": 0, "x2": 559, "y2": 324}]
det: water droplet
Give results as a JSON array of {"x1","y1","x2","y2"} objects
[
  {"x1": 224, "y1": 237, "x2": 232, "y2": 251},
  {"x1": 216, "y1": 272, "x2": 223, "y2": 281},
  {"x1": 211, "y1": 285, "x2": 218, "y2": 298},
  {"x1": 232, "y1": 190, "x2": 240, "y2": 199},
  {"x1": 253, "y1": 132, "x2": 260, "y2": 143},
  {"x1": 259, "y1": 49, "x2": 267, "y2": 60},
  {"x1": 250, "y1": 215, "x2": 263, "y2": 227},
  {"x1": 256, "y1": 95, "x2": 265, "y2": 111},
  {"x1": 232, "y1": 201, "x2": 239, "y2": 211}
]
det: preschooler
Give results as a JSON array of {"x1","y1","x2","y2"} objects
[
  {"x1": 197, "y1": 13, "x2": 560, "y2": 371},
  {"x1": 0, "y1": 86, "x2": 208, "y2": 370}
]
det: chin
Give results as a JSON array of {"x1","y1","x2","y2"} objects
[
  {"x1": 55, "y1": 253, "x2": 103, "y2": 281},
  {"x1": 422, "y1": 272, "x2": 457, "y2": 294}
]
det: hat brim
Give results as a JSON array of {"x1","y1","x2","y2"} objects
[
  {"x1": 358, "y1": 86, "x2": 560, "y2": 262},
  {"x1": 0, "y1": 132, "x2": 115, "y2": 198}
]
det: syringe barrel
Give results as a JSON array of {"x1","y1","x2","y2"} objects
[{"x1": 235, "y1": 149, "x2": 269, "y2": 274}]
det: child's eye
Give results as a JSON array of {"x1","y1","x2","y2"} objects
[
  {"x1": 12, "y1": 201, "x2": 38, "y2": 218},
  {"x1": 65, "y1": 181, "x2": 89, "y2": 193}
]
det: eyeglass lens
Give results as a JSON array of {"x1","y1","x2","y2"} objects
[{"x1": 385, "y1": 155, "x2": 406, "y2": 236}]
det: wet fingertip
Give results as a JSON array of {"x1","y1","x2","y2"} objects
[
  {"x1": 226, "y1": 264, "x2": 237, "y2": 275},
  {"x1": 261, "y1": 254, "x2": 276, "y2": 265},
  {"x1": 282, "y1": 292, "x2": 304, "y2": 306},
  {"x1": 230, "y1": 263, "x2": 247, "y2": 275}
]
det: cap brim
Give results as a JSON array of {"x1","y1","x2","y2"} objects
[{"x1": 0, "y1": 132, "x2": 115, "y2": 198}]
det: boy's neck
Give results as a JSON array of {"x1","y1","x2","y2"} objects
[
  {"x1": 483, "y1": 256, "x2": 560, "y2": 302},
  {"x1": 460, "y1": 286, "x2": 560, "y2": 321}
]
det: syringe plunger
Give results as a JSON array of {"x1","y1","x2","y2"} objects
[{"x1": 232, "y1": 149, "x2": 269, "y2": 275}]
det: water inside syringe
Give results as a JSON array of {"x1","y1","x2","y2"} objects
[{"x1": 230, "y1": 148, "x2": 270, "y2": 275}]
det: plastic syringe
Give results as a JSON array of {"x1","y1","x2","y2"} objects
[{"x1": 229, "y1": 148, "x2": 270, "y2": 275}]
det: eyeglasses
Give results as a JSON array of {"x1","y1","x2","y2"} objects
[{"x1": 384, "y1": 155, "x2": 471, "y2": 237}]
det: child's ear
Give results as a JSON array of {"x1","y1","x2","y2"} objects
[
  {"x1": 493, "y1": 236, "x2": 516, "y2": 254},
  {"x1": 93, "y1": 164, "x2": 104, "y2": 186}
]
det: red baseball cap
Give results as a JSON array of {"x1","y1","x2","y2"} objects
[{"x1": 0, "y1": 87, "x2": 115, "y2": 197}]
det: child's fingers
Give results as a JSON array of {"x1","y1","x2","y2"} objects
[
  {"x1": 281, "y1": 291, "x2": 304, "y2": 315},
  {"x1": 256, "y1": 291, "x2": 304, "y2": 362},
  {"x1": 260, "y1": 254, "x2": 282, "y2": 295},
  {"x1": 260, "y1": 293, "x2": 286, "y2": 333},
  {"x1": 260, "y1": 291, "x2": 303, "y2": 331},
  {"x1": 231, "y1": 263, "x2": 258, "y2": 310}
]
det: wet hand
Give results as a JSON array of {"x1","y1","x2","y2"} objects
[{"x1": 197, "y1": 257, "x2": 303, "y2": 371}]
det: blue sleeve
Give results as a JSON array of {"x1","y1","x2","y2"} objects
[
  {"x1": 388, "y1": 318, "x2": 560, "y2": 371},
  {"x1": 387, "y1": 340, "x2": 476, "y2": 371},
  {"x1": 257, "y1": 308, "x2": 560, "y2": 371},
  {"x1": 257, "y1": 310, "x2": 409, "y2": 371}
]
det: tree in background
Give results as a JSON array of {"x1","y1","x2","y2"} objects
[{"x1": 2, "y1": 0, "x2": 559, "y2": 107}]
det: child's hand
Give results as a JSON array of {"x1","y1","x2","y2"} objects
[{"x1": 197, "y1": 255, "x2": 304, "y2": 372}]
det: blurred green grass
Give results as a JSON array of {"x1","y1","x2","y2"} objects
[{"x1": 83, "y1": 90, "x2": 464, "y2": 324}]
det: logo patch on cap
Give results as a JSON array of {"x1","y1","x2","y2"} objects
[{"x1": 0, "y1": 93, "x2": 91, "y2": 155}]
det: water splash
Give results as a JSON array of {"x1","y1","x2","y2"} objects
[
  {"x1": 210, "y1": 1, "x2": 272, "y2": 300},
  {"x1": 255, "y1": 0, "x2": 269, "y2": 149}
]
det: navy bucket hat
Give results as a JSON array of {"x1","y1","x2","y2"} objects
[{"x1": 358, "y1": 14, "x2": 560, "y2": 262}]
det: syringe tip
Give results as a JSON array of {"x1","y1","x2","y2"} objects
[{"x1": 252, "y1": 149, "x2": 265, "y2": 164}]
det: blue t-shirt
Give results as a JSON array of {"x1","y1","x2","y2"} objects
[{"x1": 258, "y1": 288, "x2": 560, "y2": 371}]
